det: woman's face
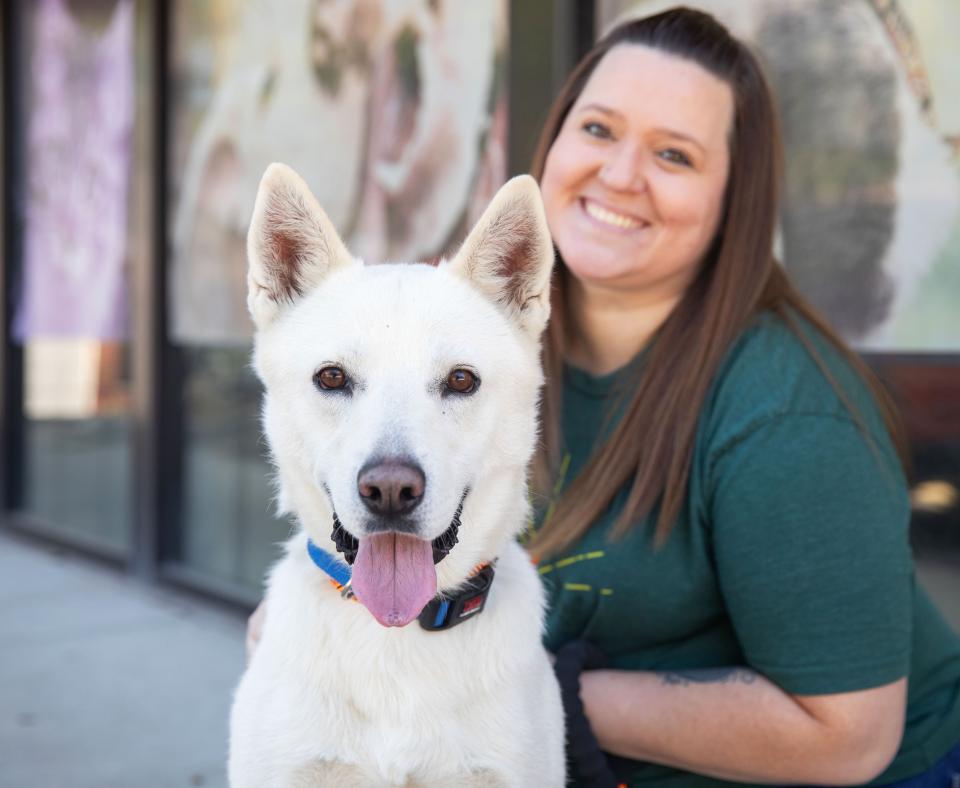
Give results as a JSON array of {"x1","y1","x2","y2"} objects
[{"x1": 541, "y1": 45, "x2": 734, "y2": 301}]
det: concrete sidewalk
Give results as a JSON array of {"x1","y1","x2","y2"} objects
[
  {"x1": 1, "y1": 526, "x2": 957, "y2": 788},
  {"x1": 0, "y1": 530, "x2": 248, "y2": 788}
]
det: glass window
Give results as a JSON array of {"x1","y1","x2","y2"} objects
[{"x1": 13, "y1": 0, "x2": 138, "y2": 556}]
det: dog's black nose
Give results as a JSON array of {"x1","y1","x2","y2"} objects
[{"x1": 357, "y1": 459, "x2": 426, "y2": 516}]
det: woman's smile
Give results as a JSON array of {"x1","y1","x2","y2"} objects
[{"x1": 580, "y1": 197, "x2": 648, "y2": 232}]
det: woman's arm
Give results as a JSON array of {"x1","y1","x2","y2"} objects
[
  {"x1": 628, "y1": 411, "x2": 912, "y2": 784},
  {"x1": 580, "y1": 667, "x2": 906, "y2": 785}
]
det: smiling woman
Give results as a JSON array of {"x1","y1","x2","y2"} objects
[
  {"x1": 524, "y1": 7, "x2": 960, "y2": 788},
  {"x1": 541, "y1": 46, "x2": 731, "y2": 311}
]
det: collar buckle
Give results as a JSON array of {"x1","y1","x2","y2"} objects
[{"x1": 417, "y1": 564, "x2": 496, "y2": 632}]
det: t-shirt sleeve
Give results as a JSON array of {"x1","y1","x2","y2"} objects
[{"x1": 708, "y1": 413, "x2": 913, "y2": 696}]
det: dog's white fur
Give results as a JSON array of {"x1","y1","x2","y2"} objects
[{"x1": 228, "y1": 164, "x2": 564, "y2": 787}]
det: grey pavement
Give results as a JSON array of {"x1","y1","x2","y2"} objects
[
  {"x1": 1, "y1": 526, "x2": 957, "y2": 788},
  {"x1": 0, "y1": 529, "x2": 248, "y2": 788}
]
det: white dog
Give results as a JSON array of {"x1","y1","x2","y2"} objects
[{"x1": 228, "y1": 164, "x2": 565, "y2": 787}]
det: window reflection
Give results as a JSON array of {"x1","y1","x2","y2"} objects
[{"x1": 15, "y1": 0, "x2": 136, "y2": 555}]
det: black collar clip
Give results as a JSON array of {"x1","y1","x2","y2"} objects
[{"x1": 417, "y1": 564, "x2": 496, "y2": 632}]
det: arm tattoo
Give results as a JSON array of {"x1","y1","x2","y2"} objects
[{"x1": 659, "y1": 668, "x2": 758, "y2": 687}]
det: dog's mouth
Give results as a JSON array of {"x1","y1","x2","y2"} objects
[
  {"x1": 331, "y1": 491, "x2": 465, "y2": 566},
  {"x1": 329, "y1": 490, "x2": 467, "y2": 627}
]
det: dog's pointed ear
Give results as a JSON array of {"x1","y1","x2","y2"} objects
[
  {"x1": 246, "y1": 163, "x2": 354, "y2": 328},
  {"x1": 447, "y1": 175, "x2": 555, "y2": 337}
]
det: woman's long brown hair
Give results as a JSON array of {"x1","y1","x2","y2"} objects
[{"x1": 528, "y1": 8, "x2": 909, "y2": 558}]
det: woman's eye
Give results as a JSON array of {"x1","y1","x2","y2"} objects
[
  {"x1": 314, "y1": 366, "x2": 348, "y2": 391},
  {"x1": 445, "y1": 368, "x2": 479, "y2": 395},
  {"x1": 659, "y1": 148, "x2": 692, "y2": 166},
  {"x1": 582, "y1": 121, "x2": 612, "y2": 140}
]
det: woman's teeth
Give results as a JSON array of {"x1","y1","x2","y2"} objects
[{"x1": 584, "y1": 200, "x2": 642, "y2": 230}]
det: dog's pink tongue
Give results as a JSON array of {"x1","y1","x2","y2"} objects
[{"x1": 351, "y1": 532, "x2": 436, "y2": 627}]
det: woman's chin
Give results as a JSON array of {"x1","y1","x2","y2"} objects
[{"x1": 563, "y1": 255, "x2": 645, "y2": 287}]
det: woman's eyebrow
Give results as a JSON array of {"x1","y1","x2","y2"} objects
[
  {"x1": 575, "y1": 102, "x2": 620, "y2": 118},
  {"x1": 654, "y1": 128, "x2": 707, "y2": 152},
  {"x1": 575, "y1": 103, "x2": 709, "y2": 152}
]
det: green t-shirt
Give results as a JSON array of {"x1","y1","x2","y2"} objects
[{"x1": 539, "y1": 313, "x2": 960, "y2": 787}]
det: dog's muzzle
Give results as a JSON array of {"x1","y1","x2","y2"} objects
[{"x1": 331, "y1": 489, "x2": 467, "y2": 565}]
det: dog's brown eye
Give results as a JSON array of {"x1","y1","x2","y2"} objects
[
  {"x1": 315, "y1": 366, "x2": 347, "y2": 390},
  {"x1": 446, "y1": 368, "x2": 478, "y2": 395}
]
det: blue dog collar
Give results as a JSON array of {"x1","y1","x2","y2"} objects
[{"x1": 306, "y1": 538, "x2": 352, "y2": 587}]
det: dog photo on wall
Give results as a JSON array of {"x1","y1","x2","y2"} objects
[{"x1": 168, "y1": 0, "x2": 509, "y2": 346}]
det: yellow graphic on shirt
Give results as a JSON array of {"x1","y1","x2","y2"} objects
[
  {"x1": 562, "y1": 582, "x2": 615, "y2": 595},
  {"x1": 538, "y1": 550, "x2": 606, "y2": 575},
  {"x1": 526, "y1": 451, "x2": 617, "y2": 598}
]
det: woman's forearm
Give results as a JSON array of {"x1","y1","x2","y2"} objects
[{"x1": 579, "y1": 667, "x2": 905, "y2": 785}]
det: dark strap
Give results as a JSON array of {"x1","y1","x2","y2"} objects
[{"x1": 553, "y1": 640, "x2": 623, "y2": 788}]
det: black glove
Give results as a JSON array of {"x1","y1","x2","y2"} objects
[{"x1": 553, "y1": 640, "x2": 621, "y2": 788}]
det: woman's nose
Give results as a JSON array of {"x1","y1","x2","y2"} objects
[{"x1": 598, "y1": 145, "x2": 645, "y2": 191}]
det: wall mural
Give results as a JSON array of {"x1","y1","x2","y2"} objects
[
  {"x1": 600, "y1": 0, "x2": 960, "y2": 352},
  {"x1": 170, "y1": 0, "x2": 508, "y2": 344}
]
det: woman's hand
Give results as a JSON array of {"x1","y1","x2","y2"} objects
[{"x1": 245, "y1": 600, "x2": 267, "y2": 664}]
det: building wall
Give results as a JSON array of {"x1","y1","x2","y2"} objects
[{"x1": 2, "y1": 0, "x2": 958, "y2": 614}]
